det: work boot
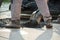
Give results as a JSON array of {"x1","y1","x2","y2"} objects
[
  {"x1": 46, "y1": 19, "x2": 53, "y2": 29},
  {"x1": 5, "y1": 20, "x2": 20, "y2": 29}
]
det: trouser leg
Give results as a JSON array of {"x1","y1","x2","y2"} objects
[
  {"x1": 35, "y1": 0, "x2": 52, "y2": 28},
  {"x1": 11, "y1": 0, "x2": 22, "y2": 20},
  {"x1": 6, "y1": 0, "x2": 22, "y2": 28},
  {"x1": 35, "y1": 0, "x2": 52, "y2": 21}
]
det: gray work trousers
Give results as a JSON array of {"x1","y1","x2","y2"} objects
[
  {"x1": 11, "y1": 0, "x2": 22, "y2": 20},
  {"x1": 11, "y1": 0, "x2": 52, "y2": 21}
]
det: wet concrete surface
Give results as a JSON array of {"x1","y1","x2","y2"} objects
[{"x1": 0, "y1": 23, "x2": 60, "y2": 40}]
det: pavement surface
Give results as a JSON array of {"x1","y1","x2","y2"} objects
[{"x1": 0, "y1": 23, "x2": 60, "y2": 40}]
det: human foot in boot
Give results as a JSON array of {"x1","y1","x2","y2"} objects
[
  {"x1": 46, "y1": 24, "x2": 52, "y2": 29},
  {"x1": 5, "y1": 20, "x2": 20, "y2": 29},
  {"x1": 46, "y1": 19, "x2": 53, "y2": 29}
]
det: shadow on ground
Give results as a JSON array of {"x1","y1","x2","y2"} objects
[
  {"x1": 35, "y1": 29, "x2": 53, "y2": 40},
  {"x1": 9, "y1": 29, "x2": 24, "y2": 40}
]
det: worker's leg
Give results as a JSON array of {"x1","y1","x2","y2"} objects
[
  {"x1": 6, "y1": 0, "x2": 22, "y2": 28},
  {"x1": 11, "y1": 0, "x2": 22, "y2": 20},
  {"x1": 35, "y1": 0, "x2": 52, "y2": 28}
]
